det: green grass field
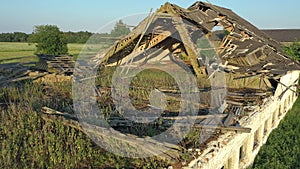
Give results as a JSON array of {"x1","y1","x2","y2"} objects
[
  {"x1": 0, "y1": 42, "x2": 37, "y2": 63},
  {"x1": 0, "y1": 42, "x2": 104, "y2": 64}
]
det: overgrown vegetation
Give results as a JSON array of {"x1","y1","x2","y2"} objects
[
  {"x1": 0, "y1": 81, "x2": 168, "y2": 168},
  {"x1": 251, "y1": 97, "x2": 300, "y2": 169},
  {"x1": 0, "y1": 64, "x2": 206, "y2": 168},
  {"x1": 283, "y1": 40, "x2": 300, "y2": 60}
]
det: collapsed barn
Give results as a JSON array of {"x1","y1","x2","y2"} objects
[
  {"x1": 74, "y1": 1, "x2": 300, "y2": 169},
  {"x1": 95, "y1": 1, "x2": 300, "y2": 109}
]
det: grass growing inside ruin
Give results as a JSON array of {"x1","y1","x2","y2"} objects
[
  {"x1": 0, "y1": 47, "x2": 205, "y2": 168},
  {"x1": 0, "y1": 81, "x2": 169, "y2": 168},
  {"x1": 0, "y1": 50, "x2": 186, "y2": 167}
]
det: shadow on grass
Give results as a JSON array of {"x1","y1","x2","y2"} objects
[{"x1": 0, "y1": 55, "x2": 38, "y2": 64}]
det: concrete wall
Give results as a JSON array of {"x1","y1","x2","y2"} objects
[{"x1": 186, "y1": 71, "x2": 299, "y2": 169}]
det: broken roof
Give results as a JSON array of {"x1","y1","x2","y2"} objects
[
  {"x1": 95, "y1": 1, "x2": 300, "y2": 78},
  {"x1": 70, "y1": 3, "x2": 300, "y2": 162}
]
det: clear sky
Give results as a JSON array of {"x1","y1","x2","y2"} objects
[{"x1": 1, "y1": 0, "x2": 300, "y2": 33}]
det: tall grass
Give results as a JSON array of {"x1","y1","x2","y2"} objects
[{"x1": 0, "y1": 81, "x2": 168, "y2": 168}]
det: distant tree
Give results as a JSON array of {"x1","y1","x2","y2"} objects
[
  {"x1": 0, "y1": 33, "x2": 12, "y2": 42},
  {"x1": 28, "y1": 25, "x2": 68, "y2": 56},
  {"x1": 110, "y1": 20, "x2": 130, "y2": 37},
  {"x1": 64, "y1": 31, "x2": 92, "y2": 43},
  {"x1": 283, "y1": 40, "x2": 300, "y2": 61},
  {"x1": 12, "y1": 32, "x2": 29, "y2": 42},
  {"x1": 88, "y1": 33, "x2": 114, "y2": 44},
  {"x1": 0, "y1": 32, "x2": 28, "y2": 42}
]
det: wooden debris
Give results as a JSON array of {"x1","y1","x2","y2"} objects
[
  {"x1": 41, "y1": 106, "x2": 181, "y2": 161},
  {"x1": 223, "y1": 113, "x2": 234, "y2": 126},
  {"x1": 0, "y1": 63, "x2": 48, "y2": 86},
  {"x1": 42, "y1": 107, "x2": 77, "y2": 120},
  {"x1": 192, "y1": 125, "x2": 251, "y2": 133},
  {"x1": 162, "y1": 114, "x2": 228, "y2": 120},
  {"x1": 36, "y1": 55, "x2": 74, "y2": 75}
]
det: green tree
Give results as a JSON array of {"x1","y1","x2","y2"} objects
[
  {"x1": 110, "y1": 20, "x2": 130, "y2": 37},
  {"x1": 64, "y1": 31, "x2": 92, "y2": 43},
  {"x1": 283, "y1": 40, "x2": 300, "y2": 61},
  {"x1": 29, "y1": 25, "x2": 68, "y2": 56},
  {"x1": 0, "y1": 32, "x2": 28, "y2": 42},
  {"x1": 12, "y1": 32, "x2": 29, "y2": 42}
]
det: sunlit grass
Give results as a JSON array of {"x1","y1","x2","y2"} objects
[
  {"x1": 0, "y1": 81, "x2": 168, "y2": 168},
  {"x1": 0, "y1": 42, "x2": 109, "y2": 63}
]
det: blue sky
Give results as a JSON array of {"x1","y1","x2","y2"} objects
[{"x1": 1, "y1": 0, "x2": 300, "y2": 33}]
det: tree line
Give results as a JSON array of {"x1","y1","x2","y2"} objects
[
  {"x1": 0, "y1": 20, "x2": 131, "y2": 44},
  {"x1": 0, "y1": 31, "x2": 114, "y2": 43},
  {"x1": 23, "y1": 20, "x2": 130, "y2": 56},
  {"x1": 0, "y1": 32, "x2": 29, "y2": 42}
]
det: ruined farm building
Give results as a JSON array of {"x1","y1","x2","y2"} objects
[{"x1": 93, "y1": 1, "x2": 300, "y2": 169}]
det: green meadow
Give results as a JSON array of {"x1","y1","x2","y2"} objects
[{"x1": 0, "y1": 42, "x2": 103, "y2": 64}]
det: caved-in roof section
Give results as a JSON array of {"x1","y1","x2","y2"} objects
[
  {"x1": 97, "y1": 1, "x2": 300, "y2": 78},
  {"x1": 158, "y1": 1, "x2": 300, "y2": 76},
  {"x1": 188, "y1": 2, "x2": 283, "y2": 52}
]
